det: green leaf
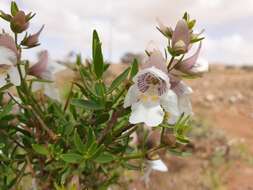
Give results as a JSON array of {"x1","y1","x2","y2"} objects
[
  {"x1": 87, "y1": 141, "x2": 98, "y2": 156},
  {"x1": 191, "y1": 37, "x2": 205, "y2": 44},
  {"x1": 61, "y1": 153, "x2": 83, "y2": 163},
  {"x1": 25, "y1": 12, "x2": 36, "y2": 21},
  {"x1": 30, "y1": 78, "x2": 53, "y2": 83},
  {"x1": 107, "y1": 67, "x2": 130, "y2": 94},
  {"x1": 176, "y1": 135, "x2": 190, "y2": 144},
  {"x1": 74, "y1": 129, "x2": 85, "y2": 153},
  {"x1": 0, "y1": 101, "x2": 13, "y2": 120},
  {"x1": 84, "y1": 127, "x2": 96, "y2": 150},
  {"x1": 79, "y1": 65, "x2": 93, "y2": 81},
  {"x1": 0, "y1": 11, "x2": 12, "y2": 21},
  {"x1": 95, "y1": 82, "x2": 105, "y2": 97},
  {"x1": 95, "y1": 113, "x2": 110, "y2": 124},
  {"x1": 188, "y1": 19, "x2": 196, "y2": 29},
  {"x1": 74, "y1": 82, "x2": 97, "y2": 100},
  {"x1": 183, "y1": 12, "x2": 190, "y2": 21},
  {"x1": 168, "y1": 149, "x2": 192, "y2": 157},
  {"x1": 11, "y1": 1, "x2": 19, "y2": 16},
  {"x1": 32, "y1": 144, "x2": 49, "y2": 156},
  {"x1": 92, "y1": 30, "x2": 104, "y2": 78},
  {"x1": 76, "y1": 54, "x2": 82, "y2": 66},
  {"x1": 90, "y1": 145, "x2": 104, "y2": 159},
  {"x1": 71, "y1": 99, "x2": 104, "y2": 110},
  {"x1": 103, "y1": 63, "x2": 110, "y2": 72},
  {"x1": 130, "y1": 58, "x2": 139, "y2": 79},
  {"x1": 95, "y1": 152, "x2": 115, "y2": 163}
]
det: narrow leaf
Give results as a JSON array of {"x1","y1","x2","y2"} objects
[
  {"x1": 92, "y1": 30, "x2": 104, "y2": 78},
  {"x1": 32, "y1": 144, "x2": 49, "y2": 156},
  {"x1": 130, "y1": 58, "x2": 139, "y2": 79},
  {"x1": 95, "y1": 152, "x2": 115, "y2": 163},
  {"x1": 74, "y1": 129, "x2": 85, "y2": 153},
  {"x1": 107, "y1": 67, "x2": 130, "y2": 94},
  {"x1": 61, "y1": 153, "x2": 83, "y2": 163},
  {"x1": 11, "y1": 1, "x2": 19, "y2": 16},
  {"x1": 71, "y1": 99, "x2": 104, "y2": 110}
]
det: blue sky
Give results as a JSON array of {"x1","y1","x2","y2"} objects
[{"x1": 1, "y1": 0, "x2": 253, "y2": 65}]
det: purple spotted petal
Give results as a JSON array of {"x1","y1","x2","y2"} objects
[
  {"x1": 157, "y1": 80, "x2": 167, "y2": 96},
  {"x1": 137, "y1": 73, "x2": 149, "y2": 93},
  {"x1": 137, "y1": 72, "x2": 167, "y2": 96}
]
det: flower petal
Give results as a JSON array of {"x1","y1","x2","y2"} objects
[
  {"x1": 172, "y1": 19, "x2": 190, "y2": 51},
  {"x1": 172, "y1": 81, "x2": 193, "y2": 95},
  {"x1": 129, "y1": 101, "x2": 164, "y2": 127},
  {"x1": 8, "y1": 66, "x2": 21, "y2": 86},
  {"x1": 44, "y1": 83, "x2": 60, "y2": 101},
  {"x1": 0, "y1": 75, "x2": 7, "y2": 88},
  {"x1": 178, "y1": 95, "x2": 192, "y2": 116},
  {"x1": 147, "y1": 159, "x2": 168, "y2": 172},
  {"x1": 175, "y1": 43, "x2": 202, "y2": 72},
  {"x1": 24, "y1": 25, "x2": 44, "y2": 47},
  {"x1": 160, "y1": 89, "x2": 181, "y2": 125},
  {"x1": 142, "y1": 50, "x2": 167, "y2": 73},
  {"x1": 134, "y1": 66, "x2": 170, "y2": 87},
  {"x1": 172, "y1": 81, "x2": 193, "y2": 116},
  {"x1": 124, "y1": 84, "x2": 139, "y2": 108},
  {"x1": 0, "y1": 34, "x2": 18, "y2": 56},
  {"x1": 160, "y1": 89, "x2": 180, "y2": 119},
  {"x1": 29, "y1": 50, "x2": 49, "y2": 77},
  {"x1": 0, "y1": 46, "x2": 17, "y2": 66},
  {"x1": 31, "y1": 81, "x2": 43, "y2": 92},
  {"x1": 190, "y1": 58, "x2": 209, "y2": 74}
]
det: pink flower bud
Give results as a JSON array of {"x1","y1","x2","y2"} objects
[
  {"x1": 10, "y1": 11, "x2": 29, "y2": 33},
  {"x1": 143, "y1": 42, "x2": 167, "y2": 72},
  {"x1": 172, "y1": 19, "x2": 190, "y2": 54},
  {"x1": 175, "y1": 43, "x2": 208, "y2": 75},
  {"x1": 29, "y1": 50, "x2": 48, "y2": 77},
  {"x1": 21, "y1": 25, "x2": 44, "y2": 47},
  {"x1": 156, "y1": 19, "x2": 173, "y2": 38}
]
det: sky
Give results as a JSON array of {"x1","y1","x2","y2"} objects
[{"x1": 1, "y1": 0, "x2": 253, "y2": 65}]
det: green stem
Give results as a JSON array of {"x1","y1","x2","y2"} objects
[
  {"x1": 168, "y1": 54, "x2": 185, "y2": 72},
  {"x1": 13, "y1": 33, "x2": 54, "y2": 140},
  {"x1": 64, "y1": 82, "x2": 74, "y2": 112},
  {"x1": 14, "y1": 33, "x2": 18, "y2": 46},
  {"x1": 167, "y1": 56, "x2": 175, "y2": 71},
  {"x1": 123, "y1": 152, "x2": 144, "y2": 160}
]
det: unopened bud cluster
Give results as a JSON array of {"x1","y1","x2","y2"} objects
[{"x1": 0, "y1": 1, "x2": 43, "y2": 48}]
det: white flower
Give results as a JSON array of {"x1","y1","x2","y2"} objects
[
  {"x1": 170, "y1": 81, "x2": 193, "y2": 124},
  {"x1": 147, "y1": 159, "x2": 168, "y2": 172},
  {"x1": 0, "y1": 34, "x2": 20, "y2": 88},
  {"x1": 124, "y1": 51, "x2": 180, "y2": 127},
  {"x1": 29, "y1": 51, "x2": 60, "y2": 101},
  {"x1": 142, "y1": 159, "x2": 168, "y2": 185},
  {"x1": 32, "y1": 70, "x2": 60, "y2": 101}
]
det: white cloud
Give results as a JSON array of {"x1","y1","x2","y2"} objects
[
  {"x1": 1, "y1": 0, "x2": 253, "y2": 64},
  {"x1": 204, "y1": 34, "x2": 253, "y2": 64}
]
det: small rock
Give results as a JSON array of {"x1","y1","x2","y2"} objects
[
  {"x1": 205, "y1": 94, "x2": 215, "y2": 102},
  {"x1": 229, "y1": 96, "x2": 237, "y2": 103}
]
